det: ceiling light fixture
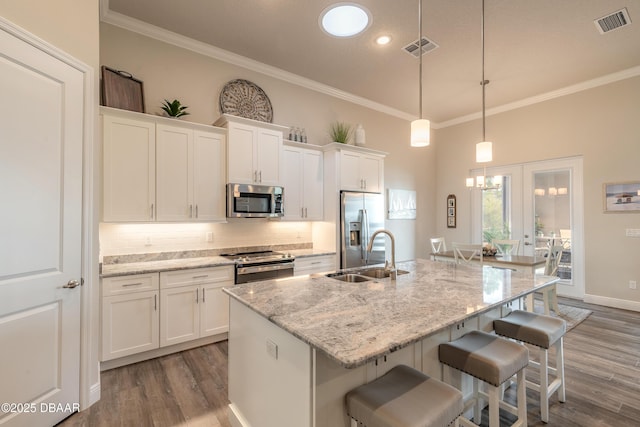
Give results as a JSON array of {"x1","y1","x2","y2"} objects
[
  {"x1": 410, "y1": 0, "x2": 430, "y2": 147},
  {"x1": 476, "y1": 0, "x2": 492, "y2": 163},
  {"x1": 320, "y1": 3, "x2": 371, "y2": 38},
  {"x1": 376, "y1": 35, "x2": 392, "y2": 45}
]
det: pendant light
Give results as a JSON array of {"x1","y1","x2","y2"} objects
[
  {"x1": 410, "y1": 0, "x2": 430, "y2": 147},
  {"x1": 476, "y1": 0, "x2": 492, "y2": 162}
]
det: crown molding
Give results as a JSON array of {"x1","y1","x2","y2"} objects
[
  {"x1": 100, "y1": 1, "x2": 640, "y2": 129},
  {"x1": 99, "y1": 3, "x2": 415, "y2": 122},
  {"x1": 435, "y1": 65, "x2": 640, "y2": 129}
]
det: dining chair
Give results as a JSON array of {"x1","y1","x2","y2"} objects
[
  {"x1": 534, "y1": 245, "x2": 563, "y2": 314},
  {"x1": 559, "y1": 229, "x2": 572, "y2": 250},
  {"x1": 452, "y1": 243, "x2": 483, "y2": 264},
  {"x1": 430, "y1": 237, "x2": 447, "y2": 256},
  {"x1": 492, "y1": 239, "x2": 520, "y2": 255}
]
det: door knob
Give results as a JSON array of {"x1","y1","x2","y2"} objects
[
  {"x1": 524, "y1": 242, "x2": 532, "y2": 246},
  {"x1": 63, "y1": 279, "x2": 80, "y2": 289}
]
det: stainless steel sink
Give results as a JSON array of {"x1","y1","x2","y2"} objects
[
  {"x1": 356, "y1": 267, "x2": 410, "y2": 279},
  {"x1": 325, "y1": 273, "x2": 371, "y2": 283}
]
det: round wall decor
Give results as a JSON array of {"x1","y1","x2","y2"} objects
[{"x1": 219, "y1": 79, "x2": 273, "y2": 123}]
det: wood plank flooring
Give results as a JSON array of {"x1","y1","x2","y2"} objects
[{"x1": 58, "y1": 297, "x2": 640, "y2": 427}]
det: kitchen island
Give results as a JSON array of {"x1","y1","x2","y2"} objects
[{"x1": 223, "y1": 258, "x2": 559, "y2": 427}]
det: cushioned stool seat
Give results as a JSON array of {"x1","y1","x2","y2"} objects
[
  {"x1": 346, "y1": 364, "x2": 463, "y2": 427},
  {"x1": 439, "y1": 330, "x2": 529, "y2": 427},
  {"x1": 494, "y1": 310, "x2": 566, "y2": 423}
]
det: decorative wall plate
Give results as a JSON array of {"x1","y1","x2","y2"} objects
[{"x1": 219, "y1": 79, "x2": 273, "y2": 123}]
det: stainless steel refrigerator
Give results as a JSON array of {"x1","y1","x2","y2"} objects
[{"x1": 340, "y1": 191, "x2": 386, "y2": 269}]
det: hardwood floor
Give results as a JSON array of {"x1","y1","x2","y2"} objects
[{"x1": 58, "y1": 297, "x2": 640, "y2": 427}]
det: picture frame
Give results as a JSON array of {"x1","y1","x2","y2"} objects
[
  {"x1": 101, "y1": 66, "x2": 145, "y2": 113},
  {"x1": 388, "y1": 189, "x2": 417, "y2": 220},
  {"x1": 446, "y1": 194, "x2": 456, "y2": 228},
  {"x1": 603, "y1": 181, "x2": 640, "y2": 213}
]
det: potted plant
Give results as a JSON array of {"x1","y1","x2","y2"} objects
[
  {"x1": 329, "y1": 121, "x2": 352, "y2": 144},
  {"x1": 161, "y1": 99, "x2": 190, "y2": 118}
]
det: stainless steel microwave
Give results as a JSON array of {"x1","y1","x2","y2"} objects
[{"x1": 226, "y1": 183, "x2": 284, "y2": 218}]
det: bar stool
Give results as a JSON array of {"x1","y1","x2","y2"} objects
[
  {"x1": 345, "y1": 364, "x2": 463, "y2": 427},
  {"x1": 438, "y1": 330, "x2": 529, "y2": 427},
  {"x1": 494, "y1": 310, "x2": 566, "y2": 423}
]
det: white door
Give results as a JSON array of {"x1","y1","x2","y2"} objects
[{"x1": 0, "y1": 25, "x2": 83, "y2": 426}]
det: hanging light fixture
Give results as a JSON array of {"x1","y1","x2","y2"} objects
[
  {"x1": 410, "y1": 0, "x2": 430, "y2": 147},
  {"x1": 476, "y1": 0, "x2": 492, "y2": 162}
]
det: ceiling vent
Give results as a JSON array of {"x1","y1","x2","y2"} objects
[
  {"x1": 403, "y1": 36, "x2": 439, "y2": 58},
  {"x1": 595, "y1": 8, "x2": 631, "y2": 34}
]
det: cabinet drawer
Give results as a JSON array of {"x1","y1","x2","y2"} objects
[
  {"x1": 160, "y1": 266, "x2": 234, "y2": 289},
  {"x1": 294, "y1": 255, "x2": 336, "y2": 276},
  {"x1": 102, "y1": 273, "x2": 159, "y2": 297}
]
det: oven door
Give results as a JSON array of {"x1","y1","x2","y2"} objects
[{"x1": 235, "y1": 262, "x2": 294, "y2": 284}]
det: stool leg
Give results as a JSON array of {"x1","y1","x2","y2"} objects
[
  {"x1": 517, "y1": 369, "x2": 528, "y2": 426},
  {"x1": 350, "y1": 418, "x2": 357, "y2": 427},
  {"x1": 488, "y1": 384, "x2": 500, "y2": 427},
  {"x1": 551, "y1": 286, "x2": 560, "y2": 314},
  {"x1": 540, "y1": 347, "x2": 550, "y2": 423},
  {"x1": 556, "y1": 337, "x2": 566, "y2": 403},
  {"x1": 473, "y1": 377, "x2": 481, "y2": 424}
]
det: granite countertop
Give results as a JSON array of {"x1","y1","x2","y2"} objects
[
  {"x1": 223, "y1": 258, "x2": 559, "y2": 369},
  {"x1": 100, "y1": 256, "x2": 235, "y2": 277}
]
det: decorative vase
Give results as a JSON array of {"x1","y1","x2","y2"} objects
[{"x1": 355, "y1": 124, "x2": 366, "y2": 146}]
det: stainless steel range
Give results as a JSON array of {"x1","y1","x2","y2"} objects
[{"x1": 221, "y1": 250, "x2": 295, "y2": 284}]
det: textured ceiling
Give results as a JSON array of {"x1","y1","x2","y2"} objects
[{"x1": 104, "y1": 0, "x2": 640, "y2": 124}]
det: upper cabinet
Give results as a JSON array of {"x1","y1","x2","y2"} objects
[
  {"x1": 102, "y1": 107, "x2": 226, "y2": 222},
  {"x1": 323, "y1": 143, "x2": 385, "y2": 193},
  {"x1": 214, "y1": 114, "x2": 286, "y2": 186},
  {"x1": 282, "y1": 142, "x2": 323, "y2": 221}
]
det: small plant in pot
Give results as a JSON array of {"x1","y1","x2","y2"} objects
[
  {"x1": 329, "y1": 121, "x2": 352, "y2": 144},
  {"x1": 161, "y1": 99, "x2": 190, "y2": 118}
]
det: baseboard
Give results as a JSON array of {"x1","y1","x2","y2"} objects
[
  {"x1": 228, "y1": 403, "x2": 251, "y2": 427},
  {"x1": 89, "y1": 382, "x2": 101, "y2": 407},
  {"x1": 583, "y1": 294, "x2": 640, "y2": 312},
  {"x1": 100, "y1": 332, "x2": 227, "y2": 371}
]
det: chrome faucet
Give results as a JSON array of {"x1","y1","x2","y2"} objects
[{"x1": 366, "y1": 229, "x2": 397, "y2": 280}]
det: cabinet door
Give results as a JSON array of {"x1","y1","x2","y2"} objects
[
  {"x1": 256, "y1": 127, "x2": 282, "y2": 185},
  {"x1": 156, "y1": 124, "x2": 193, "y2": 221},
  {"x1": 200, "y1": 282, "x2": 230, "y2": 337},
  {"x1": 160, "y1": 284, "x2": 200, "y2": 347},
  {"x1": 193, "y1": 130, "x2": 226, "y2": 221},
  {"x1": 227, "y1": 122, "x2": 257, "y2": 184},
  {"x1": 302, "y1": 150, "x2": 323, "y2": 220},
  {"x1": 339, "y1": 151, "x2": 363, "y2": 191},
  {"x1": 360, "y1": 155, "x2": 382, "y2": 193},
  {"x1": 101, "y1": 290, "x2": 159, "y2": 361},
  {"x1": 282, "y1": 147, "x2": 303, "y2": 220},
  {"x1": 103, "y1": 115, "x2": 156, "y2": 221}
]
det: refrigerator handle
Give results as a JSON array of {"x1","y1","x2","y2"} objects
[{"x1": 362, "y1": 208, "x2": 369, "y2": 264}]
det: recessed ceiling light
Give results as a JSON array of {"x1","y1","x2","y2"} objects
[
  {"x1": 376, "y1": 35, "x2": 391, "y2": 45},
  {"x1": 320, "y1": 3, "x2": 371, "y2": 38}
]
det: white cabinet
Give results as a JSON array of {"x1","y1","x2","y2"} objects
[
  {"x1": 101, "y1": 273, "x2": 160, "y2": 361},
  {"x1": 339, "y1": 150, "x2": 383, "y2": 193},
  {"x1": 159, "y1": 266, "x2": 233, "y2": 347},
  {"x1": 294, "y1": 255, "x2": 336, "y2": 276},
  {"x1": 282, "y1": 144, "x2": 324, "y2": 220},
  {"x1": 103, "y1": 113, "x2": 156, "y2": 222},
  {"x1": 102, "y1": 107, "x2": 226, "y2": 222},
  {"x1": 215, "y1": 114, "x2": 286, "y2": 185},
  {"x1": 156, "y1": 124, "x2": 226, "y2": 221}
]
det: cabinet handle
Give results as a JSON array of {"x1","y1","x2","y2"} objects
[
  {"x1": 150, "y1": 203, "x2": 154, "y2": 219},
  {"x1": 202, "y1": 288, "x2": 206, "y2": 303},
  {"x1": 311, "y1": 261, "x2": 321, "y2": 265},
  {"x1": 154, "y1": 294, "x2": 157, "y2": 311},
  {"x1": 304, "y1": 207, "x2": 308, "y2": 218},
  {"x1": 195, "y1": 205, "x2": 199, "y2": 218},
  {"x1": 195, "y1": 289, "x2": 199, "y2": 303},
  {"x1": 190, "y1": 204, "x2": 193, "y2": 218},
  {"x1": 253, "y1": 170, "x2": 257, "y2": 182},
  {"x1": 192, "y1": 275, "x2": 208, "y2": 279},
  {"x1": 364, "y1": 179, "x2": 367, "y2": 189},
  {"x1": 122, "y1": 282, "x2": 143, "y2": 287},
  {"x1": 259, "y1": 170, "x2": 262, "y2": 183},
  {"x1": 301, "y1": 207, "x2": 304, "y2": 218}
]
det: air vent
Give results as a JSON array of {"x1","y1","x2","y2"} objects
[
  {"x1": 403, "y1": 36, "x2": 439, "y2": 57},
  {"x1": 595, "y1": 8, "x2": 631, "y2": 34}
]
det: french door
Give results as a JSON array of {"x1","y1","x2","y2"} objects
[{"x1": 472, "y1": 157, "x2": 584, "y2": 299}]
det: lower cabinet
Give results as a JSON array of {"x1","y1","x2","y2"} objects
[
  {"x1": 100, "y1": 266, "x2": 233, "y2": 363},
  {"x1": 294, "y1": 254, "x2": 336, "y2": 276}
]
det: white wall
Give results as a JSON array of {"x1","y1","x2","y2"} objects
[
  {"x1": 434, "y1": 75, "x2": 640, "y2": 307},
  {"x1": 99, "y1": 23, "x2": 437, "y2": 262}
]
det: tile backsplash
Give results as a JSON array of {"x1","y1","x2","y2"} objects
[{"x1": 99, "y1": 221, "x2": 313, "y2": 260}]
